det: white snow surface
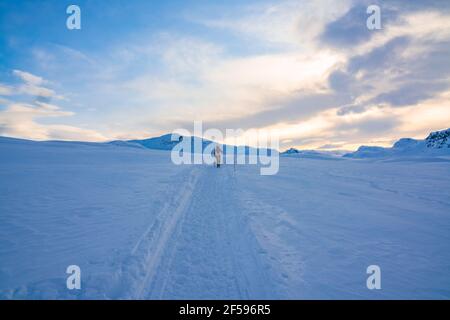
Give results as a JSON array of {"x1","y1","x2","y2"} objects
[{"x1": 0, "y1": 137, "x2": 449, "y2": 299}]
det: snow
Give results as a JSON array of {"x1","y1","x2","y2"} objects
[
  {"x1": 126, "y1": 134, "x2": 272, "y2": 156},
  {"x1": 281, "y1": 148, "x2": 347, "y2": 160},
  {"x1": 0, "y1": 136, "x2": 449, "y2": 299},
  {"x1": 345, "y1": 128, "x2": 450, "y2": 159},
  {"x1": 425, "y1": 128, "x2": 450, "y2": 149}
]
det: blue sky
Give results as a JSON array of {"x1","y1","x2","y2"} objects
[{"x1": 1, "y1": 0, "x2": 450, "y2": 150}]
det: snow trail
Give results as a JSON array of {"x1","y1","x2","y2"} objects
[
  {"x1": 134, "y1": 168, "x2": 201, "y2": 299},
  {"x1": 135, "y1": 165, "x2": 278, "y2": 299},
  {"x1": 105, "y1": 166, "x2": 201, "y2": 299}
]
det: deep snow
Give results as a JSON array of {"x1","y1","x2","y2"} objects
[{"x1": 0, "y1": 137, "x2": 449, "y2": 299}]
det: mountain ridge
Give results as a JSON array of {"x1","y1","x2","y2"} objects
[
  {"x1": 344, "y1": 127, "x2": 450, "y2": 158},
  {"x1": 1, "y1": 127, "x2": 449, "y2": 158}
]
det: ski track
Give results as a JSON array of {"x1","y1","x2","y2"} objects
[
  {"x1": 134, "y1": 168, "x2": 200, "y2": 299},
  {"x1": 109, "y1": 165, "x2": 278, "y2": 299}
]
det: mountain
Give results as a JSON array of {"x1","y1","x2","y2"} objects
[
  {"x1": 125, "y1": 133, "x2": 182, "y2": 150},
  {"x1": 125, "y1": 133, "x2": 276, "y2": 155},
  {"x1": 344, "y1": 128, "x2": 450, "y2": 159},
  {"x1": 281, "y1": 147, "x2": 345, "y2": 159},
  {"x1": 425, "y1": 128, "x2": 450, "y2": 148},
  {"x1": 0, "y1": 133, "x2": 275, "y2": 155},
  {"x1": 3, "y1": 127, "x2": 449, "y2": 159},
  {"x1": 282, "y1": 148, "x2": 301, "y2": 155}
]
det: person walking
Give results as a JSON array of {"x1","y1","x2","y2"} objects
[{"x1": 214, "y1": 143, "x2": 222, "y2": 168}]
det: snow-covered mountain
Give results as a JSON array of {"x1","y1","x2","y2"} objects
[
  {"x1": 281, "y1": 147, "x2": 346, "y2": 159},
  {"x1": 2, "y1": 127, "x2": 448, "y2": 160},
  {"x1": 425, "y1": 128, "x2": 450, "y2": 148},
  {"x1": 0, "y1": 133, "x2": 275, "y2": 156},
  {"x1": 282, "y1": 148, "x2": 300, "y2": 155},
  {"x1": 125, "y1": 133, "x2": 184, "y2": 150},
  {"x1": 125, "y1": 133, "x2": 275, "y2": 155},
  {"x1": 344, "y1": 128, "x2": 450, "y2": 159}
]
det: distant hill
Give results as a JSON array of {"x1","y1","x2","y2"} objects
[
  {"x1": 2, "y1": 127, "x2": 449, "y2": 159},
  {"x1": 0, "y1": 133, "x2": 275, "y2": 156},
  {"x1": 280, "y1": 147, "x2": 347, "y2": 159},
  {"x1": 344, "y1": 128, "x2": 450, "y2": 159},
  {"x1": 123, "y1": 133, "x2": 276, "y2": 155}
]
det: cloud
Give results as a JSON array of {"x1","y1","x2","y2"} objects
[
  {"x1": 336, "y1": 104, "x2": 367, "y2": 116},
  {"x1": 108, "y1": 2, "x2": 450, "y2": 150},
  {"x1": 317, "y1": 143, "x2": 346, "y2": 150},
  {"x1": 118, "y1": 33, "x2": 344, "y2": 134},
  {"x1": 334, "y1": 115, "x2": 400, "y2": 136},
  {"x1": 326, "y1": 9, "x2": 450, "y2": 118},
  {"x1": 0, "y1": 84, "x2": 14, "y2": 96},
  {"x1": 151, "y1": 3, "x2": 447, "y2": 146},
  {"x1": 193, "y1": 0, "x2": 351, "y2": 49},
  {"x1": 321, "y1": 3, "x2": 379, "y2": 48},
  {"x1": 11, "y1": 69, "x2": 64, "y2": 100},
  {"x1": 2, "y1": 0, "x2": 450, "y2": 149},
  {"x1": 13, "y1": 70, "x2": 45, "y2": 86},
  {"x1": 321, "y1": 0, "x2": 450, "y2": 50},
  {"x1": 372, "y1": 80, "x2": 450, "y2": 107},
  {"x1": 17, "y1": 84, "x2": 59, "y2": 99},
  {"x1": 0, "y1": 70, "x2": 104, "y2": 141},
  {"x1": 0, "y1": 102, "x2": 105, "y2": 141}
]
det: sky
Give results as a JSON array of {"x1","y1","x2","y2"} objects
[{"x1": 1, "y1": 0, "x2": 450, "y2": 150}]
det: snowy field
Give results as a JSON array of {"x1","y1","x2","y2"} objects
[{"x1": 0, "y1": 137, "x2": 449, "y2": 299}]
